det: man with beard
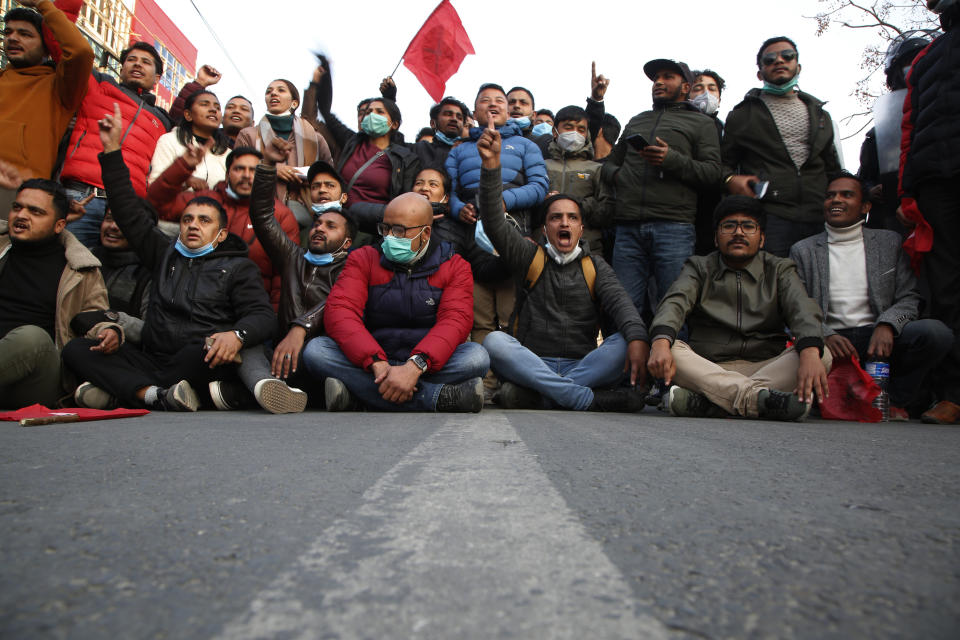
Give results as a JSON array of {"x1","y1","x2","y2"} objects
[
  {"x1": 147, "y1": 145, "x2": 299, "y2": 309},
  {"x1": 721, "y1": 37, "x2": 842, "y2": 257},
  {"x1": 0, "y1": 176, "x2": 117, "y2": 409},
  {"x1": 414, "y1": 97, "x2": 471, "y2": 168},
  {"x1": 60, "y1": 41, "x2": 172, "y2": 248},
  {"x1": 602, "y1": 59, "x2": 721, "y2": 319},
  {"x1": 647, "y1": 196, "x2": 830, "y2": 421},
  {"x1": 208, "y1": 141, "x2": 357, "y2": 409},
  {"x1": 0, "y1": 0, "x2": 92, "y2": 195}
]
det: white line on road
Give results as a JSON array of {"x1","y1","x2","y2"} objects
[{"x1": 215, "y1": 412, "x2": 667, "y2": 639}]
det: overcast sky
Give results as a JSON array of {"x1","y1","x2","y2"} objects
[{"x1": 154, "y1": 0, "x2": 908, "y2": 170}]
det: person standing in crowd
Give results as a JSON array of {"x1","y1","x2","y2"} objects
[
  {"x1": 603, "y1": 58, "x2": 721, "y2": 318},
  {"x1": 166, "y1": 64, "x2": 255, "y2": 148},
  {"x1": 236, "y1": 79, "x2": 334, "y2": 230},
  {"x1": 148, "y1": 91, "x2": 231, "y2": 191},
  {"x1": 60, "y1": 41, "x2": 171, "y2": 248},
  {"x1": 790, "y1": 173, "x2": 952, "y2": 420},
  {"x1": 898, "y1": 0, "x2": 960, "y2": 424},
  {"x1": 475, "y1": 121, "x2": 649, "y2": 412},
  {"x1": 688, "y1": 68, "x2": 727, "y2": 256},
  {"x1": 543, "y1": 105, "x2": 609, "y2": 254},
  {"x1": 647, "y1": 196, "x2": 830, "y2": 421},
  {"x1": 302, "y1": 192, "x2": 489, "y2": 413},
  {"x1": 721, "y1": 36, "x2": 842, "y2": 257},
  {"x1": 414, "y1": 97, "x2": 471, "y2": 169},
  {"x1": 506, "y1": 86, "x2": 537, "y2": 138},
  {"x1": 64, "y1": 105, "x2": 281, "y2": 413},
  {"x1": 147, "y1": 144, "x2": 299, "y2": 310},
  {"x1": 0, "y1": 0, "x2": 93, "y2": 207},
  {"x1": 0, "y1": 175, "x2": 118, "y2": 409}
]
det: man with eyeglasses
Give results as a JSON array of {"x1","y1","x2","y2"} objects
[
  {"x1": 721, "y1": 36, "x2": 841, "y2": 257},
  {"x1": 301, "y1": 192, "x2": 489, "y2": 412},
  {"x1": 647, "y1": 196, "x2": 831, "y2": 421}
]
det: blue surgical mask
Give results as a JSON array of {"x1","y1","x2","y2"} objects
[
  {"x1": 434, "y1": 130, "x2": 460, "y2": 146},
  {"x1": 762, "y1": 74, "x2": 800, "y2": 96},
  {"x1": 382, "y1": 230, "x2": 427, "y2": 264},
  {"x1": 531, "y1": 122, "x2": 553, "y2": 137},
  {"x1": 175, "y1": 236, "x2": 217, "y2": 258},
  {"x1": 508, "y1": 116, "x2": 531, "y2": 130},
  {"x1": 311, "y1": 201, "x2": 343, "y2": 214},
  {"x1": 225, "y1": 185, "x2": 242, "y2": 200},
  {"x1": 303, "y1": 251, "x2": 334, "y2": 265},
  {"x1": 474, "y1": 220, "x2": 497, "y2": 256},
  {"x1": 361, "y1": 112, "x2": 392, "y2": 137}
]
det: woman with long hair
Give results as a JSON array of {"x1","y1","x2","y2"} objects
[{"x1": 148, "y1": 90, "x2": 230, "y2": 190}]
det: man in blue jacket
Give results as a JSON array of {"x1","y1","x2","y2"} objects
[{"x1": 445, "y1": 83, "x2": 549, "y2": 398}]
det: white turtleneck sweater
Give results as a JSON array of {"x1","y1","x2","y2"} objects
[{"x1": 825, "y1": 220, "x2": 874, "y2": 330}]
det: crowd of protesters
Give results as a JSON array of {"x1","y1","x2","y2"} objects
[{"x1": 1, "y1": 0, "x2": 958, "y2": 424}]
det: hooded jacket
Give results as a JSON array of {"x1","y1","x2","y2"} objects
[
  {"x1": 146, "y1": 155, "x2": 299, "y2": 309},
  {"x1": 478, "y1": 166, "x2": 647, "y2": 359},
  {"x1": 0, "y1": 0, "x2": 93, "y2": 179},
  {"x1": 544, "y1": 138, "x2": 609, "y2": 228},
  {"x1": 99, "y1": 149, "x2": 275, "y2": 356},
  {"x1": 445, "y1": 122, "x2": 549, "y2": 225},
  {"x1": 602, "y1": 102, "x2": 721, "y2": 224},
  {"x1": 722, "y1": 88, "x2": 841, "y2": 223},
  {"x1": 249, "y1": 164, "x2": 348, "y2": 337},
  {"x1": 323, "y1": 240, "x2": 474, "y2": 373}
]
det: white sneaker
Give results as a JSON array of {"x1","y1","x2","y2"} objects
[
  {"x1": 74, "y1": 382, "x2": 117, "y2": 409},
  {"x1": 254, "y1": 379, "x2": 307, "y2": 414}
]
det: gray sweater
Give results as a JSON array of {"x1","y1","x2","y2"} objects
[{"x1": 478, "y1": 166, "x2": 648, "y2": 359}]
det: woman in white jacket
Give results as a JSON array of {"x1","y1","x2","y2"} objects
[{"x1": 148, "y1": 91, "x2": 230, "y2": 190}]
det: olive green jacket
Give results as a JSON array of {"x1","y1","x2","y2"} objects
[{"x1": 650, "y1": 251, "x2": 824, "y2": 362}]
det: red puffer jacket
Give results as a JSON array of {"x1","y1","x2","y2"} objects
[
  {"x1": 147, "y1": 156, "x2": 300, "y2": 310},
  {"x1": 323, "y1": 242, "x2": 474, "y2": 373},
  {"x1": 60, "y1": 71, "x2": 171, "y2": 195}
]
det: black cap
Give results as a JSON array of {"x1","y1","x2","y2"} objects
[
  {"x1": 643, "y1": 59, "x2": 694, "y2": 84},
  {"x1": 306, "y1": 161, "x2": 347, "y2": 192}
]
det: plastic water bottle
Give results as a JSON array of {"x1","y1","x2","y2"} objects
[{"x1": 864, "y1": 360, "x2": 890, "y2": 422}]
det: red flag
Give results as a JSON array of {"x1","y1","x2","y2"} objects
[
  {"x1": 402, "y1": 0, "x2": 475, "y2": 102},
  {"x1": 818, "y1": 356, "x2": 883, "y2": 423}
]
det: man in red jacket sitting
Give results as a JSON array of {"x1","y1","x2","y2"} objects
[
  {"x1": 147, "y1": 144, "x2": 299, "y2": 309},
  {"x1": 301, "y1": 192, "x2": 489, "y2": 412}
]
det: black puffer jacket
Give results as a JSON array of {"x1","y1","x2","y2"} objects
[
  {"x1": 479, "y1": 166, "x2": 647, "y2": 359},
  {"x1": 249, "y1": 164, "x2": 348, "y2": 337},
  {"x1": 900, "y1": 16, "x2": 960, "y2": 196},
  {"x1": 99, "y1": 150, "x2": 276, "y2": 356}
]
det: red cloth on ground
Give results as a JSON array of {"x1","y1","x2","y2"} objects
[
  {"x1": 818, "y1": 355, "x2": 882, "y2": 423},
  {"x1": 0, "y1": 404, "x2": 149, "y2": 422}
]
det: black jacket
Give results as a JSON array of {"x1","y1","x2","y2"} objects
[
  {"x1": 99, "y1": 150, "x2": 275, "y2": 356},
  {"x1": 479, "y1": 166, "x2": 647, "y2": 359},
  {"x1": 900, "y1": 22, "x2": 960, "y2": 196},
  {"x1": 250, "y1": 164, "x2": 348, "y2": 337},
  {"x1": 722, "y1": 88, "x2": 841, "y2": 223},
  {"x1": 413, "y1": 137, "x2": 455, "y2": 170}
]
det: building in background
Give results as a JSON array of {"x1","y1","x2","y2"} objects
[{"x1": 1, "y1": 0, "x2": 196, "y2": 110}]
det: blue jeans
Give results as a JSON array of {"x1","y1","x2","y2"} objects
[
  {"x1": 64, "y1": 187, "x2": 108, "y2": 249},
  {"x1": 612, "y1": 221, "x2": 695, "y2": 317},
  {"x1": 835, "y1": 319, "x2": 955, "y2": 407},
  {"x1": 483, "y1": 331, "x2": 627, "y2": 410},
  {"x1": 301, "y1": 338, "x2": 490, "y2": 411}
]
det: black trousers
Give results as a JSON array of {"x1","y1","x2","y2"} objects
[
  {"x1": 917, "y1": 179, "x2": 960, "y2": 404},
  {"x1": 62, "y1": 339, "x2": 238, "y2": 407}
]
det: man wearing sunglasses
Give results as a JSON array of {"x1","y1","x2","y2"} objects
[
  {"x1": 301, "y1": 192, "x2": 489, "y2": 412},
  {"x1": 647, "y1": 196, "x2": 830, "y2": 421},
  {"x1": 721, "y1": 36, "x2": 842, "y2": 258}
]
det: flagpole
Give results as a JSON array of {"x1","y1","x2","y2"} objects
[{"x1": 389, "y1": 57, "x2": 403, "y2": 78}]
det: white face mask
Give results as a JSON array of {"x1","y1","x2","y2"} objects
[
  {"x1": 556, "y1": 131, "x2": 586, "y2": 152},
  {"x1": 691, "y1": 91, "x2": 720, "y2": 116}
]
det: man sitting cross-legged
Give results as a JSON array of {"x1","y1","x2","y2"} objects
[
  {"x1": 63, "y1": 104, "x2": 283, "y2": 412},
  {"x1": 301, "y1": 192, "x2": 489, "y2": 412},
  {"x1": 476, "y1": 121, "x2": 651, "y2": 412},
  {"x1": 647, "y1": 195, "x2": 831, "y2": 420}
]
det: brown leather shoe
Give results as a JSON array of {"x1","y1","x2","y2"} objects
[{"x1": 921, "y1": 400, "x2": 960, "y2": 425}]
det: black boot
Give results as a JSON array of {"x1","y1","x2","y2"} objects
[{"x1": 588, "y1": 388, "x2": 646, "y2": 413}]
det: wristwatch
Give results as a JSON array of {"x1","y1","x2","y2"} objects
[
  {"x1": 408, "y1": 353, "x2": 428, "y2": 373},
  {"x1": 233, "y1": 329, "x2": 247, "y2": 344}
]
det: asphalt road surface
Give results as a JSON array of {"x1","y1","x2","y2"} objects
[{"x1": 1, "y1": 408, "x2": 958, "y2": 639}]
